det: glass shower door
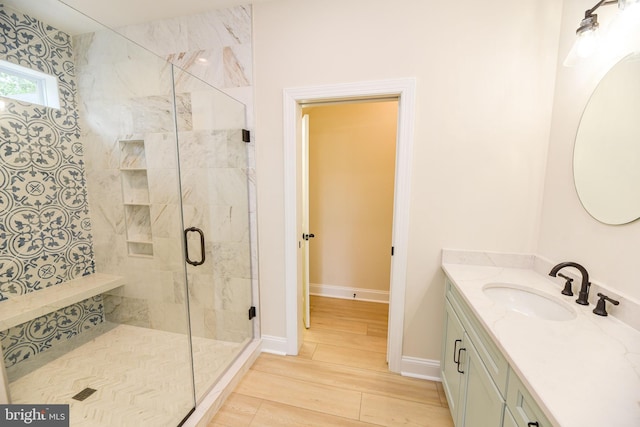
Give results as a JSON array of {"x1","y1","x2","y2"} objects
[
  {"x1": 172, "y1": 68, "x2": 254, "y2": 402},
  {"x1": 75, "y1": 28, "x2": 199, "y2": 427}
]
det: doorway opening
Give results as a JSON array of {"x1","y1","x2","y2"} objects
[
  {"x1": 283, "y1": 78, "x2": 416, "y2": 373},
  {"x1": 300, "y1": 100, "x2": 397, "y2": 363}
]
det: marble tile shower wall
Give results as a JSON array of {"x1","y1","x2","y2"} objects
[
  {"x1": 116, "y1": 5, "x2": 253, "y2": 122},
  {"x1": 74, "y1": 6, "x2": 254, "y2": 341},
  {"x1": 117, "y1": 7, "x2": 258, "y2": 303},
  {"x1": 117, "y1": 5, "x2": 257, "y2": 341},
  {"x1": 0, "y1": 5, "x2": 102, "y2": 368},
  {"x1": 74, "y1": 27, "x2": 189, "y2": 336},
  {"x1": 117, "y1": 6, "x2": 257, "y2": 284}
]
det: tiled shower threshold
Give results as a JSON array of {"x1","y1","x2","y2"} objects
[{"x1": 7, "y1": 322, "x2": 246, "y2": 426}]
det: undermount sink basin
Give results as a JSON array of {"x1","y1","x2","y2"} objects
[{"x1": 483, "y1": 284, "x2": 577, "y2": 321}]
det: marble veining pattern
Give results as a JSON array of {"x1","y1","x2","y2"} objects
[
  {"x1": 75, "y1": 16, "x2": 253, "y2": 357},
  {"x1": 131, "y1": 93, "x2": 193, "y2": 133},
  {"x1": 0, "y1": 4, "x2": 100, "y2": 368},
  {"x1": 111, "y1": 6, "x2": 257, "y2": 290},
  {"x1": 116, "y1": 6, "x2": 252, "y2": 98},
  {"x1": 442, "y1": 249, "x2": 640, "y2": 427}
]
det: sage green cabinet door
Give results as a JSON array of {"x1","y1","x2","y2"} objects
[
  {"x1": 507, "y1": 371, "x2": 553, "y2": 427},
  {"x1": 504, "y1": 407, "x2": 519, "y2": 427},
  {"x1": 441, "y1": 300, "x2": 466, "y2": 425},
  {"x1": 459, "y1": 338, "x2": 505, "y2": 427}
]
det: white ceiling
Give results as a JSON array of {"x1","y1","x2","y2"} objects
[{"x1": 4, "y1": 0, "x2": 265, "y2": 35}]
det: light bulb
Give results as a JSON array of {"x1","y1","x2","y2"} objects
[
  {"x1": 564, "y1": 0, "x2": 640, "y2": 67},
  {"x1": 598, "y1": 0, "x2": 640, "y2": 61},
  {"x1": 564, "y1": 25, "x2": 601, "y2": 67},
  {"x1": 618, "y1": 0, "x2": 640, "y2": 10},
  {"x1": 609, "y1": 1, "x2": 640, "y2": 36},
  {"x1": 576, "y1": 28, "x2": 600, "y2": 57}
]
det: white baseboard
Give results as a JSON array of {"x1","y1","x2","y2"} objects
[
  {"x1": 310, "y1": 283, "x2": 389, "y2": 303},
  {"x1": 400, "y1": 356, "x2": 441, "y2": 381},
  {"x1": 260, "y1": 335, "x2": 288, "y2": 355},
  {"x1": 261, "y1": 337, "x2": 440, "y2": 382}
]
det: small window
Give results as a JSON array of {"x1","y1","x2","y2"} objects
[{"x1": 0, "y1": 60, "x2": 60, "y2": 109}]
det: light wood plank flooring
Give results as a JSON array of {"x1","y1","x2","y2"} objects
[{"x1": 211, "y1": 296, "x2": 454, "y2": 426}]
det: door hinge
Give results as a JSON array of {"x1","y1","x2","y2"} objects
[
  {"x1": 248, "y1": 306, "x2": 257, "y2": 320},
  {"x1": 391, "y1": 246, "x2": 395, "y2": 256},
  {"x1": 242, "y1": 129, "x2": 251, "y2": 143}
]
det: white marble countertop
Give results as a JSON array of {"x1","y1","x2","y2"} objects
[
  {"x1": 0, "y1": 273, "x2": 125, "y2": 331},
  {"x1": 441, "y1": 252, "x2": 640, "y2": 427}
]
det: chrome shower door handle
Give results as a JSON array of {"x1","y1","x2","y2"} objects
[{"x1": 184, "y1": 227, "x2": 205, "y2": 266}]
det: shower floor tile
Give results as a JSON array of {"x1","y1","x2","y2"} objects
[{"x1": 8, "y1": 323, "x2": 246, "y2": 426}]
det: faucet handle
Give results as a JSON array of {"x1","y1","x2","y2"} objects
[
  {"x1": 557, "y1": 273, "x2": 574, "y2": 296},
  {"x1": 593, "y1": 293, "x2": 620, "y2": 317}
]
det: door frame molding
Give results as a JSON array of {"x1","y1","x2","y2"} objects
[{"x1": 283, "y1": 78, "x2": 416, "y2": 372}]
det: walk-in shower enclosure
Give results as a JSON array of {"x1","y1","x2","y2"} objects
[{"x1": 0, "y1": 1, "x2": 255, "y2": 425}]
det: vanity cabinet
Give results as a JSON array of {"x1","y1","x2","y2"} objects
[
  {"x1": 442, "y1": 279, "x2": 552, "y2": 427},
  {"x1": 442, "y1": 282, "x2": 507, "y2": 426},
  {"x1": 441, "y1": 300, "x2": 466, "y2": 424}
]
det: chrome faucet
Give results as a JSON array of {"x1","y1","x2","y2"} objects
[{"x1": 549, "y1": 262, "x2": 591, "y2": 305}]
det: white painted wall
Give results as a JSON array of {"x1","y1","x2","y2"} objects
[
  {"x1": 254, "y1": 0, "x2": 562, "y2": 361},
  {"x1": 538, "y1": 0, "x2": 640, "y2": 302}
]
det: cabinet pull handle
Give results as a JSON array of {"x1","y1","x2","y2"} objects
[
  {"x1": 527, "y1": 422, "x2": 539, "y2": 427},
  {"x1": 453, "y1": 339, "x2": 462, "y2": 363},
  {"x1": 456, "y1": 347, "x2": 466, "y2": 374}
]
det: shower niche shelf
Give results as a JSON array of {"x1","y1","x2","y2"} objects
[
  {"x1": 119, "y1": 139, "x2": 146, "y2": 169},
  {"x1": 121, "y1": 170, "x2": 150, "y2": 204},
  {"x1": 119, "y1": 139, "x2": 153, "y2": 258}
]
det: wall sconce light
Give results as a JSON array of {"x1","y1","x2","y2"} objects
[{"x1": 564, "y1": 0, "x2": 640, "y2": 66}]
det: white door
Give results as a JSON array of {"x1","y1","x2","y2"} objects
[{"x1": 301, "y1": 114, "x2": 311, "y2": 328}]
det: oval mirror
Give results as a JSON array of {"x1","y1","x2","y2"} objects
[{"x1": 573, "y1": 52, "x2": 640, "y2": 225}]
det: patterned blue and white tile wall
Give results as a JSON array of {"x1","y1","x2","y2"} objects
[{"x1": 0, "y1": 4, "x2": 100, "y2": 368}]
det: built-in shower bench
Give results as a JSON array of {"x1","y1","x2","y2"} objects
[{"x1": 0, "y1": 273, "x2": 125, "y2": 331}]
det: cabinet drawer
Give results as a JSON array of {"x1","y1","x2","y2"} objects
[
  {"x1": 446, "y1": 280, "x2": 509, "y2": 397},
  {"x1": 507, "y1": 370, "x2": 553, "y2": 427}
]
